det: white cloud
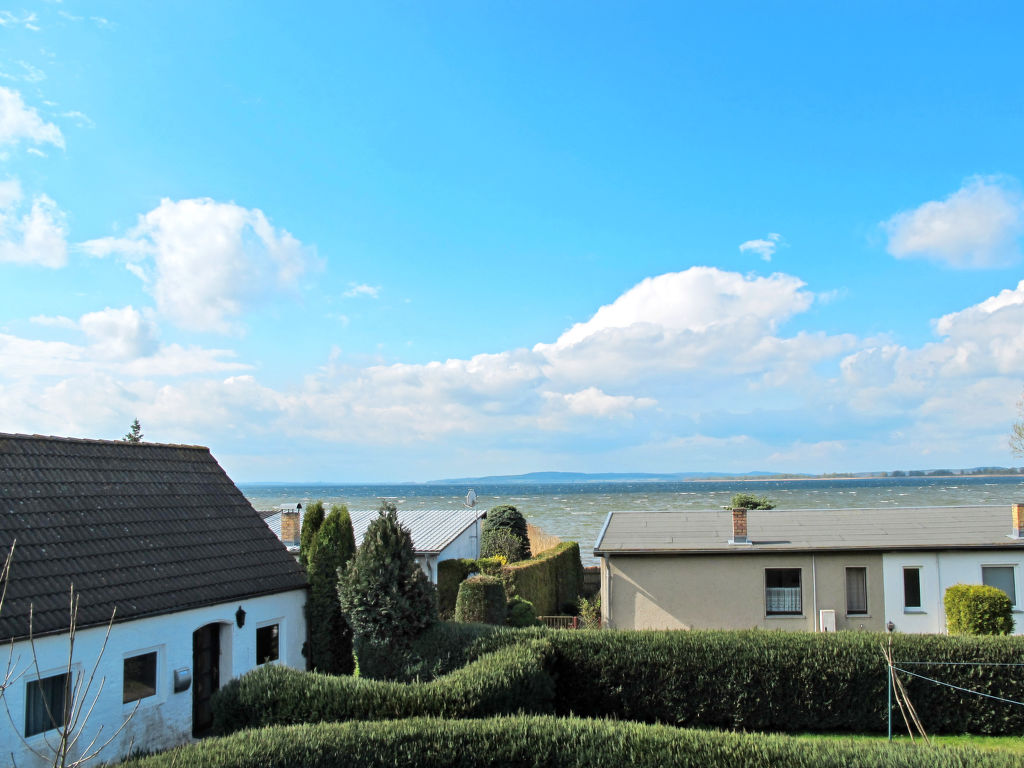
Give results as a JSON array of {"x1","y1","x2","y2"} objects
[
  {"x1": 0, "y1": 60, "x2": 46, "y2": 83},
  {"x1": 0, "y1": 86, "x2": 64, "y2": 148},
  {"x1": 882, "y1": 176, "x2": 1024, "y2": 268},
  {"x1": 79, "y1": 306, "x2": 159, "y2": 360},
  {"x1": 344, "y1": 283, "x2": 380, "y2": 299},
  {"x1": 0, "y1": 11, "x2": 39, "y2": 30},
  {"x1": 61, "y1": 110, "x2": 93, "y2": 128},
  {"x1": 81, "y1": 198, "x2": 318, "y2": 333},
  {"x1": 30, "y1": 313, "x2": 77, "y2": 329},
  {"x1": 0, "y1": 179, "x2": 68, "y2": 267},
  {"x1": 545, "y1": 387, "x2": 656, "y2": 418},
  {"x1": 739, "y1": 232, "x2": 782, "y2": 261}
]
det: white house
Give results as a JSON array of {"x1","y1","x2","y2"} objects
[
  {"x1": 595, "y1": 504, "x2": 1024, "y2": 633},
  {"x1": 0, "y1": 433, "x2": 309, "y2": 766},
  {"x1": 263, "y1": 506, "x2": 485, "y2": 582}
]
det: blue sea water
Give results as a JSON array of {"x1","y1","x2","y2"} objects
[{"x1": 240, "y1": 476, "x2": 1024, "y2": 565}]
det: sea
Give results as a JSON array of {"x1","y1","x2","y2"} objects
[{"x1": 239, "y1": 476, "x2": 1024, "y2": 566}]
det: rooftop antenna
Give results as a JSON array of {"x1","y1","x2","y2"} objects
[{"x1": 464, "y1": 488, "x2": 477, "y2": 508}]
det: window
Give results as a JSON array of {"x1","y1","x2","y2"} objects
[
  {"x1": 982, "y1": 566, "x2": 1017, "y2": 607},
  {"x1": 257, "y1": 624, "x2": 279, "y2": 664},
  {"x1": 765, "y1": 568, "x2": 802, "y2": 615},
  {"x1": 903, "y1": 567, "x2": 922, "y2": 609},
  {"x1": 25, "y1": 673, "x2": 68, "y2": 737},
  {"x1": 846, "y1": 567, "x2": 868, "y2": 615},
  {"x1": 123, "y1": 652, "x2": 157, "y2": 703}
]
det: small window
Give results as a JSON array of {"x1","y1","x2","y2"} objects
[
  {"x1": 846, "y1": 567, "x2": 868, "y2": 615},
  {"x1": 123, "y1": 652, "x2": 157, "y2": 703},
  {"x1": 765, "y1": 568, "x2": 802, "y2": 615},
  {"x1": 903, "y1": 567, "x2": 922, "y2": 609},
  {"x1": 257, "y1": 624, "x2": 279, "y2": 664},
  {"x1": 25, "y1": 673, "x2": 68, "y2": 737},
  {"x1": 982, "y1": 566, "x2": 1017, "y2": 607}
]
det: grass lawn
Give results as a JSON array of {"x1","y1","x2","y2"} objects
[{"x1": 789, "y1": 732, "x2": 1024, "y2": 754}]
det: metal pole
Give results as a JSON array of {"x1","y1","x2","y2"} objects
[{"x1": 887, "y1": 631, "x2": 893, "y2": 741}]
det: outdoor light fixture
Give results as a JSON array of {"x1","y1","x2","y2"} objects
[
  {"x1": 236, "y1": 606, "x2": 246, "y2": 628},
  {"x1": 886, "y1": 620, "x2": 895, "y2": 633}
]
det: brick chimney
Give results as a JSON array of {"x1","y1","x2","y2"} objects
[
  {"x1": 281, "y1": 509, "x2": 300, "y2": 546},
  {"x1": 731, "y1": 507, "x2": 748, "y2": 545},
  {"x1": 1013, "y1": 504, "x2": 1024, "y2": 539}
]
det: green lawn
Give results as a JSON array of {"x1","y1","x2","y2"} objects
[{"x1": 789, "y1": 732, "x2": 1024, "y2": 754}]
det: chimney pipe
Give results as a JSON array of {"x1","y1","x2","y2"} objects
[
  {"x1": 1013, "y1": 504, "x2": 1024, "y2": 539},
  {"x1": 731, "y1": 507, "x2": 748, "y2": 545}
]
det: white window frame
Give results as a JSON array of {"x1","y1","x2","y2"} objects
[
  {"x1": 902, "y1": 566, "x2": 924, "y2": 612},
  {"x1": 122, "y1": 645, "x2": 162, "y2": 708},
  {"x1": 256, "y1": 619, "x2": 283, "y2": 666},
  {"x1": 845, "y1": 566, "x2": 869, "y2": 616},
  {"x1": 981, "y1": 564, "x2": 1018, "y2": 609}
]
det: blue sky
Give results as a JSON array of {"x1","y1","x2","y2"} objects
[{"x1": 3, "y1": 3, "x2": 1024, "y2": 481}]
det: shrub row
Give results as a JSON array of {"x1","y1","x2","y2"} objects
[
  {"x1": 121, "y1": 715, "x2": 1022, "y2": 768},
  {"x1": 501, "y1": 542, "x2": 583, "y2": 616},
  {"x1": 543, "y1": 629, "x2": 1024, "y2": 735},
  {"x1": 212, "y1": 639, "x2": 554, "y2": 735}
]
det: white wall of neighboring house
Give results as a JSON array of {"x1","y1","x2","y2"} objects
[
  {"x1": 416, "y1": 517, "x2": 483, "y2": 583},
  {"x1": 4, "y1": 589, "x2": 306, "y2": 768},
  {"x1": 882, "y1": 551, "x2": 1024, "y2": 634}
]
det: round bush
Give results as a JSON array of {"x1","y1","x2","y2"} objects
[
  {"x1": 483, "y1": 505, "x2": 531, "y2": 560},
  {"x1": 506, "y1": 597, "x2": 540, "y2": 627},
  {"x1": 481, "y1": 528, "x2": 526, "y2": 562},
  {"x1": 945, "y1": 583, "x2": 1015, "y2": 635},
  {"x1": 455, "y1": 575, "x2": 508, "y2": 625}
]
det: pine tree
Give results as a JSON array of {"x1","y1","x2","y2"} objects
[
  {"x1": 306, "y1": 504, "x2": 356, "y2": 674},
  {"x1": 299, "y1": 500, "x2": 326, "y2": 569},
  {"x1": 122, "y1": 419, "x2": 143, "y2": 443},
  {"x1": 337, "y1": 501, "x2": 437, "y2": 649}
]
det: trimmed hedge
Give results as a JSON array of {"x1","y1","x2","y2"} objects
[
  {"x1": 544, "y1": 629, "x2": 1024, "y2": 735},
  {"x1": 437, "y1": 558, "x2": 477, "y2": 618},
  {"x1": 501, "y1": 542, "x2": 583, "y2": 616},
  {"x1": 355, "y1": 621, "x2": 508, "y2": 682},
  {"x1": 945, "y1": 584, "x2": 1015, "y2": 635},
  {"x1": 121, "y1": 715, "x2": 1022, "y2": 768},
  {"x1": 455, "y1": 575, "x2": 507, "y2": 624},
  {"x1": 212, "y1": 640, "x2": 554, "y2": 735}
]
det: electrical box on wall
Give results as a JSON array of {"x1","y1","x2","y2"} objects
[{"x1": 819, "y1": 609, "x2": 837, "y2": 632}]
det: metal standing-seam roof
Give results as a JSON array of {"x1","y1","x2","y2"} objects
[
  {"x1": 0, "y1": 433, "x2": 309, "y2": 642},
  {"x1": 594, "y1": 505, "x2": 1024, "y2": 556},
  {"x1": 263, "y1": 506, "x2": 484, "y2": 555}
]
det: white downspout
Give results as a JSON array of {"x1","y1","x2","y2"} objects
[{"x1": 811, "y1": 554, "x2": 818, "y2": 631}]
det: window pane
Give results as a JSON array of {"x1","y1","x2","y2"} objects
[
  {"x1": 765, "y1": 569, "x2": 802, "y2": 615},
  {"x1": 903, "y1": 568, "x2": 921, "y2": 609},
  {"x1": 123, "y1": 652, "x2": 157, "y2": 703},
  {"x1": 846, "y1": 567, "x2": 868, "y2": 614},
  {"x1": 982, "y1": 566, "x2": 1017, "y2": 606},
  {"x1": 25, "y1": 673, "x2": 68, "y2": 737},
  {"x1": 257, "y1": 624, "x2": 279, "y2": 664}
]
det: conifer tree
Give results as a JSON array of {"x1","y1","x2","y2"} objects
[
  {"x1": 337, "y1": 501, "x2": 437, "y2": 649},
  {"x1": 299, "y1": 500, "x2": 325, "y2": 569},
  {"x1": 122, "y1": 419, "x2": 143, "y2": 443},
  {"x1": 306, "y1": 504, "x2": 356, "y2": 674}
]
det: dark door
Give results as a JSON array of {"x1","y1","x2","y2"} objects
[{"x1": 192, "y1": 623, "x2": 220, "y2": 737}]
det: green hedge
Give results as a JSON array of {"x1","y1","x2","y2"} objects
[
  {"x1": 120, "y1": 716, "x2": 1022, "y2": 768},
  {"x1": 355, "y1": 621, "x2": 510, "y2": 682},
  {"x1": 212, "y1": 639, "x2": 554, "y2": 734},
  {"x1": 502, "y1": 542, "x2": 583, "y2": 615},
  {"x1": 543, "y1": 630, "x2": 1024, "y2": 735},
  {"x1": 945, "y1": 584, "x2": 1015, "y2": 635},
  {"x1": 455, "y1": 575, "x2": 507, "y2": 624},
  {"x1": 437, "y1": 558, "x2": 477, "y2": 618}
]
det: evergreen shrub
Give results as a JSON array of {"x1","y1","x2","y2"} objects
[
  {"x1": 480, "y1": 527, "x2": 527, "y2": 562},
  {"x1": 506, "y1": 596, "x2": 540, "y2": 627},
  {"x1": 122, "y1": 715, "x2": 1023, "y2": 768},
  {"x1": 306, "y1": 504, "x2": 356, "y2": 674},
  {"x1": 299, "y1": 500, "x2": 325, "y2": 568},
  {"x1": 483, "y1": 505, "x2": 531, "y2": 560},
  {"x1": 211, "y1": 640, "x2": 555, "y2": 735},
  {"x1": 437, "y1": 558, "x2": 478, "y2": 618},
  {"x1": 945, "y1": 584, "x2": 1015, "y2": 635},
  {"x1": 455, "y1": 575, "x2": 507, "y2": 625},
  {"x1": 501, "y1": 542, "x2": 584, "y2": 616},
  {"x1": 476, "y1": 556, "x2": 505, "y2": 576}
]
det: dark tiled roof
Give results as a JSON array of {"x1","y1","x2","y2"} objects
[{"x1": 0, "y1": 433, "x2": 308, "y2": 641}]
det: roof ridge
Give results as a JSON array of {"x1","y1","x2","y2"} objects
[{"x1": 0, "y1": 432, "x2": 209, "y2": 451}]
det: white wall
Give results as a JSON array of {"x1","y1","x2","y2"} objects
[
  {"x1": 416, "y1": 518, "x2": 482, "y2": 583},
  {"x1": 3, "y1": 588, "x2": 306, "y2": 767},
  {"x1": 882, "y1": 551, "x2": 1024, "y2": 634}
]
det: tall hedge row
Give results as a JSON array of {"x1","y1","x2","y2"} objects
[
  {"x1": 212, "y1": 640, "x2": 554, "y2": 735},
  {"x1": 121, "y1": 716, "x2": 1023, "y2": 768},
  {"x1": 543, "y1": 630, "x2": 1024, "y2": 735},
  {"x1": 501, "y1": 542, "x2": 583, "y2": 616},
  {"x1": 454, "y1": 576, "x2": 507, "y2": 624},
  {"x1": 437, "y1": 558, "x2": 477, "y2": 618}
]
